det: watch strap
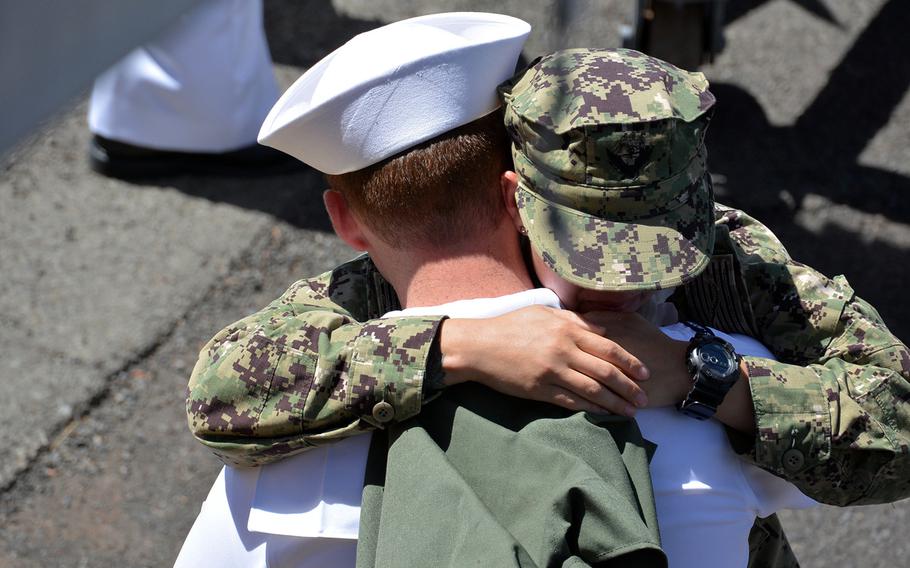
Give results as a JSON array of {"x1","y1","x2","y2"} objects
[{"x1": 681, "y1": 320, "x2": 714, "y2": 338}]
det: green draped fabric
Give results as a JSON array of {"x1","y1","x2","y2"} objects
[{"x1": 357, "y1": 383, "x2": 667, "y2": 568}]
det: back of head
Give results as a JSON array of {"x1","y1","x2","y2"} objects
[
  {"x1": 499, "y1": 48, "x2": 717, "y2": 292},
  {"x1": 325, "y1": 110, "x2": 511, "y2": 248}
]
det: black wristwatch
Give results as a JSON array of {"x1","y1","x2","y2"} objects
[{"x1": 678, "y1": 322, "x2": 742, "y2": 420}]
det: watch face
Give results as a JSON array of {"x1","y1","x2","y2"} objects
[{"x1": 697, "y1": 341, "x2": 736, "y2": 380}]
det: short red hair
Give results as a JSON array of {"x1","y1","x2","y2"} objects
[{"x1": 325, "y1": 110, "x2": 511, "y2": 248}]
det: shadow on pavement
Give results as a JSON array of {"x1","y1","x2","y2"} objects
[
  {"x1": 159, "y1": 168, "x2": 334, "y2": 233},
  {"x1": 726, "y1": 0, "x2": 840, "y2": 27},
  {"x1": 707, "y1": 0, "x2": 910, "y2": 341},
  {"x1": 263, "y1": 0, "x2": 383, "y2": 68}
]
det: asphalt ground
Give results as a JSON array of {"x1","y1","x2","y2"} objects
[{"x1": 1, "y1": 0, "x2": 908, "y2": 566}]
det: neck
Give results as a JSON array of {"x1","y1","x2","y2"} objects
[
  {"x1": 369, "y1": 221, "x2": 534, "y2": 308},
  {"x1": 402, "y1": 253, "x2": 532, "y2": 308}
]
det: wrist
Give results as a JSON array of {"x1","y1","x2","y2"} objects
[
  {"x1": 668, "y1": 339, "x2": 692, "y2": 402},
  {"x1": 714, "y1": 378, "x2": 755, "y2": 433},
  {"x1": 641, "y1": 339, "x2": 691, "y2": 408},
  {"x1": 437, "y1": 319, "x2": 478, "y2": 386},
  {"x1": 713, "y1": 360, "x2": 755, "y2": 433}
]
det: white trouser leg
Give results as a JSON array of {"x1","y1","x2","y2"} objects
[{"x1": 89, "y1": 0, "x2": 278, "y2": 152}]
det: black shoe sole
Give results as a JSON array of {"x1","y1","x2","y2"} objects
[{"x1": 88, "y1": 136, "x2": 305, "y2": 180}]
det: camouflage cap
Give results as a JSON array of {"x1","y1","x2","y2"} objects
[{"x1": 499, "y1": 48, "x2": 717, "y2": 291}]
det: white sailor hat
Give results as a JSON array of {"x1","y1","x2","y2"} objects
[{"x1": 257, "y1": 12, "x2": 531, "y2": 174}]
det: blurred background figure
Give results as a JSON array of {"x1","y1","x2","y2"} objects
[
  {"x1": 88, "y1": 0, "x2": 296, "y2": 178},
  {"x1": 623, "y1": 0, "x2": 727, "y2": 69}
]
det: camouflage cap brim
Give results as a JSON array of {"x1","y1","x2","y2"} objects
[{"x1": 516, "y1": 153, "x2": 716, "y2": 291}]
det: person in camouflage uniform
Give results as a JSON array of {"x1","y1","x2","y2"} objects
[{"x1": 187, "y1": 48, "x2": 910, "y2": 564}]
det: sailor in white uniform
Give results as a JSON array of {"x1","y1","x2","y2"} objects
[{"x1": 175, "y1": 11, "x2": 533, "y2": 567}]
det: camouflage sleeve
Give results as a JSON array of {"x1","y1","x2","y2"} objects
[
  {"x1": 720, "y1": 206, "x2": 910, "y2": 506},
  {"x1": 186, "y1": 255, "x2": 444, "y2": 467}
]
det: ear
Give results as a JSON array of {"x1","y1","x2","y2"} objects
[
  {"x1": 323, "y1": 190, "x2": 371, "y2": 251},
  {"x1": 500, "y1": 170, "x2": 523, "y2": 232}
]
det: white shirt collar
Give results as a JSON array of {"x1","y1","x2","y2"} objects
[{"x1": 383, "y1": 288, "x2": 562, "y2": 319}]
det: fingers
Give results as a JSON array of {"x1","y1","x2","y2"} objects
[
  {"x1": 550, "y1": 310, "x2": 650, "y2": 381},
  {"x1": 569, "y1": 350, "x2": 649, "y2": 408},
  {"x1": 547, "y1": 386, "x2": 605, "y2": 414},
  {"x1": 574, "y1": 330, "x2": 650, "y2": 381},
  {"x1": 554, "y1": 369, "x2": 638, "y2": 417}
]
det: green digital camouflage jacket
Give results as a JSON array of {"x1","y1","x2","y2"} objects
[{"x1": 187, "y1": 204, "x2": 910, "y2": 509}]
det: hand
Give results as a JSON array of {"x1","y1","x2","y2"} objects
[
  {"x1": 438, "y1": 305, "x2": 651, "y2": 416},
  {"x1": 583, "y1": 311, "x2": 756, "y2": 432},
  {"x1": 581, "y1": 311, "x2": 692, "y2": 408}
]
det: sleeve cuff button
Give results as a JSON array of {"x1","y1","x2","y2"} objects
[
  {"x1": 782, "y1": 448, "x2": 805, "y2": 471},
  {"x1": 372, "y1": 401, "x2": 395, "y2": 423}
]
